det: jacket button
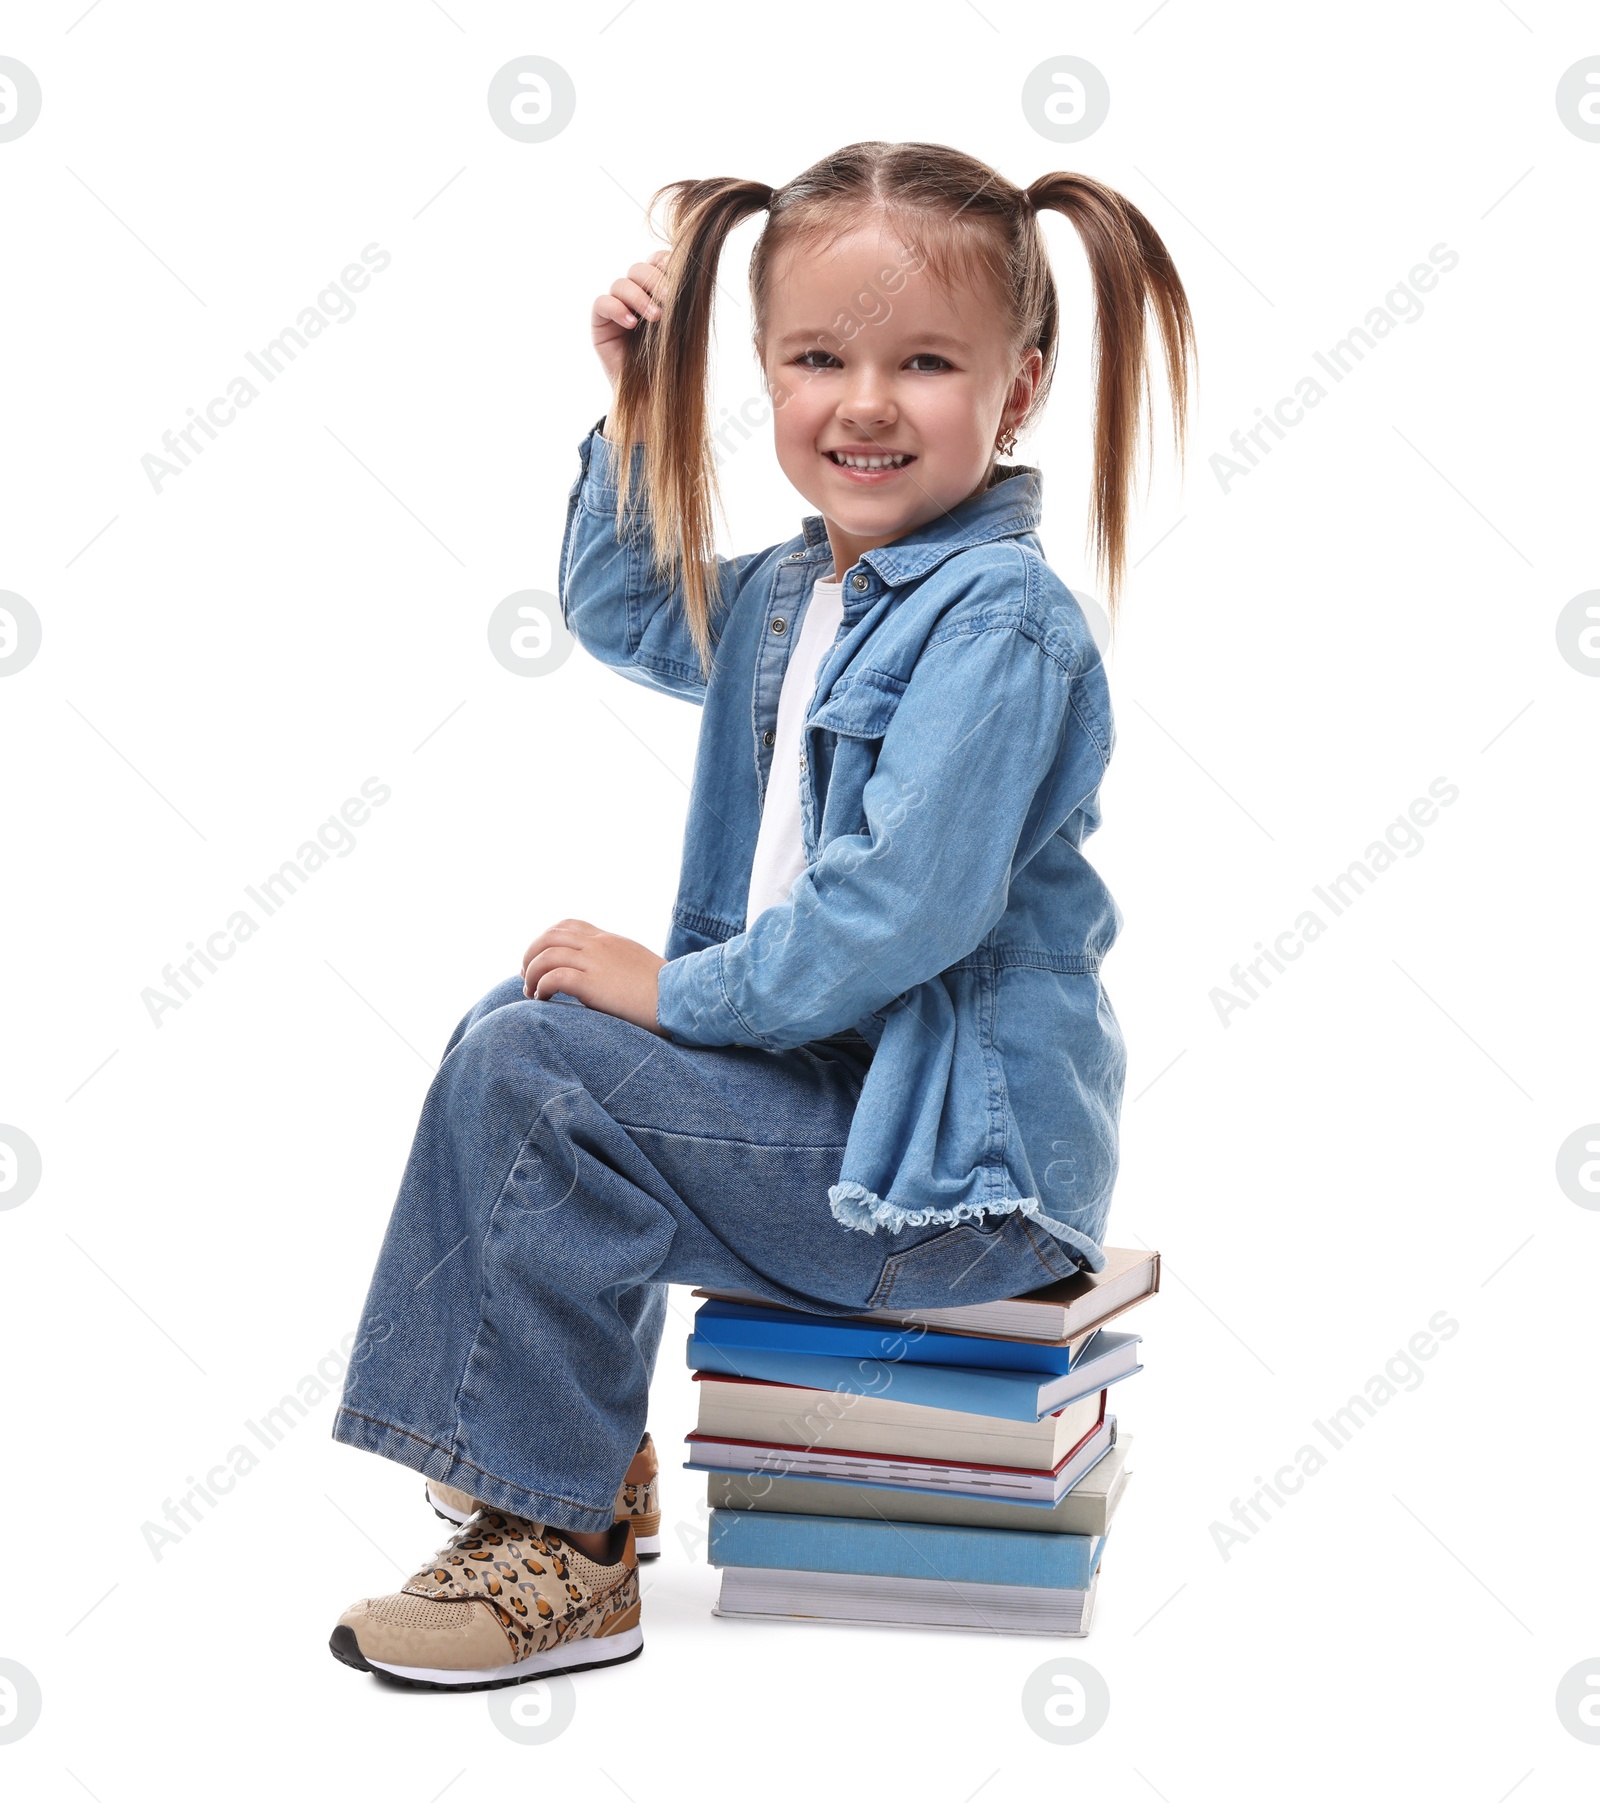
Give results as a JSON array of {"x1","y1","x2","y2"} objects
[
  {"x1": 762, "y1": 729, "x2": 775, "y2": 746},
  {"x1": 851, "y1": 573, "x2": 869, "y2": 591},
  {"x1": 771, "y1": 617, "x2": 787, "y2": 634}
]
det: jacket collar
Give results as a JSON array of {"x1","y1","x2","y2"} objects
[{"x1": 796, "y1": 463, "x2": 1043, "y2": 590}]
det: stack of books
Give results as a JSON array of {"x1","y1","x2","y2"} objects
[{"x1": 683, "y1": 1246, "x2": 1160, "y2": 1636}]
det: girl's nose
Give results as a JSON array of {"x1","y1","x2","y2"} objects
[{"x1": 837, "y1": 380, "x2": 896, "y2": 430}]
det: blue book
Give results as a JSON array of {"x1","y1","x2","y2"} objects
[
  {"x1": 692, "y1": 1297, "x2": 1097, "y2": 1375},
  {"x1": 708, "y1": 1507, "x2": 1106, "y2": 1590},
  {"x1": 684, "y1": 1329, "x2": 1142, "y2": 1423}
]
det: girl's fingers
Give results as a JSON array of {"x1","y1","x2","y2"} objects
[
  {"x1": 523, "y1": 944, "x2": 566, "y2": 988},
  {"x1": 521, "y1": 936, "x2": 556, "y2": 977},
  {"x1": 523, "y1": 949, "x2": 576, "y2": 990},
  {"x1": 594, "y1": 293, "x2": 639, "y2": 331},
  {"x1": 530, "y1": 964, "x2": 582, "y2": 1001},
  {"x1": 522, "y1": 941, "x2": 575, "y2": 979},
  {"x1": 521, "y1": 921, "x2": 598, "y2": 977},
  {"x1": 611, "y1": 275, "x2": 663, "y2": 320},
  {"x1": 593, "y1": 252, "x2": 671, "y2": 338}
]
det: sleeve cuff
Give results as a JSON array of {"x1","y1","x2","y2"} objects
[{"x1": 656, "y1": 943, "x2": 760, "y2": 1048}]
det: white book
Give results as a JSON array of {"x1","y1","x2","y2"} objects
[
  {"x1": 714, "y1": 1565, "x2": 1100, "y2": 1636},
  {"x1": 696, "y1": 1376, "x2": 1105, "y2": 1469}
]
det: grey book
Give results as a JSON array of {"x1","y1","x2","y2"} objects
[{"x1": 706, "y1": 1437, "x2": 1133, "y2": 1538}]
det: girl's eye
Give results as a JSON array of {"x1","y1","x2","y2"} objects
[
  {"x1": 906, "y1": 354, "x2": 951, "y2": 372},
  {"x1": 795, "y1": 350, "x2": 842, "y2": 370}
]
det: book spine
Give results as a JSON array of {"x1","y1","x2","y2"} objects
[
  {"x1": 693, "y1": 1306, "x2": 1080, "y2": 1376},
  {"x1": 707, "y1": 1472, "x2": 1113, "y2": 1536},
  {"x1": 686, "y1": 1338, "x2": 1044, "y2": 1423},
  {"x1": 707, "y1": 1508, "x2": 1101, "y2": 1589}
]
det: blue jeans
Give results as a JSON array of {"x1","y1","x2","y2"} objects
[{"x1": 332, "y1": 977, "x2": 1084, "y2": 1533}]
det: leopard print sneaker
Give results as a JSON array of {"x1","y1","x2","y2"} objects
[
  {"x1": 426, "y1": 1431, "x2": 662, "y2": 1560},
  {"x1": 330, "y1": 1509, "x2": 642, "y2": 1690}
]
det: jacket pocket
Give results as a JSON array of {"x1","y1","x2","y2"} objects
[
  {"x1": 803, "y1": 672, "x2": 906, "y2": 850},
  {"x1": 806, "y1": 670, "x2": 905, "y2": 740}
]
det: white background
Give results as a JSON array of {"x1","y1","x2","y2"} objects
[{"x1": 2, "y1": 2, "x2": 1597, "y2": 1798}]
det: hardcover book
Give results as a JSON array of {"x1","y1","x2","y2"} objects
[
  {"x1": 685, "y1": 1411, "x2": 1117, "y2": 1504},
  {"x1": 691, "y1": 1297, "x2": 1101, "y2": 1375},
  {"x1": 704, "y1": 1437, "x2": 1132, "y2": 1537},
  {"x1": 685, "y1": 1328, "x2": 1141, "y2": 1423},
  {"x1": 693, "y1": 1372, "x2": 1107, "y2": 1469},
  {"x1": 693, "y1": 1245, "x2": 1159, "y2": 1345},
  {"x1": 713, "y1": 1565, "x2": 1100, "y2": 1637},
  {"x1": 708, "y1": 1506, "x2": 1107, "y2": 1589}
]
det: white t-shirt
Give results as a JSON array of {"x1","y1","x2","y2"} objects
[{"x1": 745, "y1": 572, "x2": 846, "y2": 926}]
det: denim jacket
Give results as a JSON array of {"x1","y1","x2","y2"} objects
[{"x1": 558, "y1": 419, "x2": 1125, "y2": 1272}]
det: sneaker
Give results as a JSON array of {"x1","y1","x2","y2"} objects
[
  {"x1": 426, "y1": 1431, "x2": 662, "y2": 1559},
  {"x1": 330, "y1": 1509, "x2": 642, "y2": 1690}
]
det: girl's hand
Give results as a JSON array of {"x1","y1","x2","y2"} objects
[
  {"x1": 521, "y1": 918, "x2": 668, "y2": 1036},
  {"x1": 591, "y1": 247, "x2": 669, "y2": 394}
]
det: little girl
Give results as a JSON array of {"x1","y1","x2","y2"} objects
[{"x1": 329, "y1": 140, "x2": 1193, "y2": 1691}]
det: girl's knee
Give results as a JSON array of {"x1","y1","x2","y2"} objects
[
  {"x1": 445, "y1": 973, "x2": 532, "y2": 1052},
  {"x1": 477, "y1": 972, "x2": 532, "y2": 1017},
  {"x1": 452, "y1": 991, "x2": 586, "y2": 1098},
  {"x1": 442, "y1": 988, "x2": 625, "y2": 1128}
]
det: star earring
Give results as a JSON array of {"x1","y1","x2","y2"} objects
[{"x1": 995, "y1": 424, "x2": 1019, "y2": 456}]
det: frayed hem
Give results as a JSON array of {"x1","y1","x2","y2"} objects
[{"x1": 827, "y1": 1180, "x2": 1106, "y2": 1271}]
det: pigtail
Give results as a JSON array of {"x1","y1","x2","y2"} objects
[
  {"x1": 608, "y1": 175, "x2": 775, "y2": 676},
  {"x1": 1024, "y1": 173, "x2": 1196, "y2": 621}
]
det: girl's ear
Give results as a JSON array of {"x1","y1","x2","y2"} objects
[{"x1": 1002, "y1": 346, "x2": 1045, "y2": 436}]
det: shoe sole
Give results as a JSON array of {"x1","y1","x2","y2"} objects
[
  {"x1": 428, "y1": 1489, "x2": 660, "y2": 1561},
  {"x1": 329, "y1": 1622, "x2": 643, "y2": 1691}
]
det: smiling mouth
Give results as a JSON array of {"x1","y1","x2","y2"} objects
[{"x1": 824, "y1": 450, "x2": 916, "y2": 470}]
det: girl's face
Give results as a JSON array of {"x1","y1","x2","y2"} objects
[{"x1": 759, "y1": 220, "x2": 1041, "y2": 572}]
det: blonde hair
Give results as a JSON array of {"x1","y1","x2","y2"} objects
[{"x1": 608, "y1": 140, "x2": 1196, "y2": 674}]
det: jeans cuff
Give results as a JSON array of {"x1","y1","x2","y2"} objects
[{"x1": 331, "y1": 1405, "x2": 619, "y2": 1534}]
